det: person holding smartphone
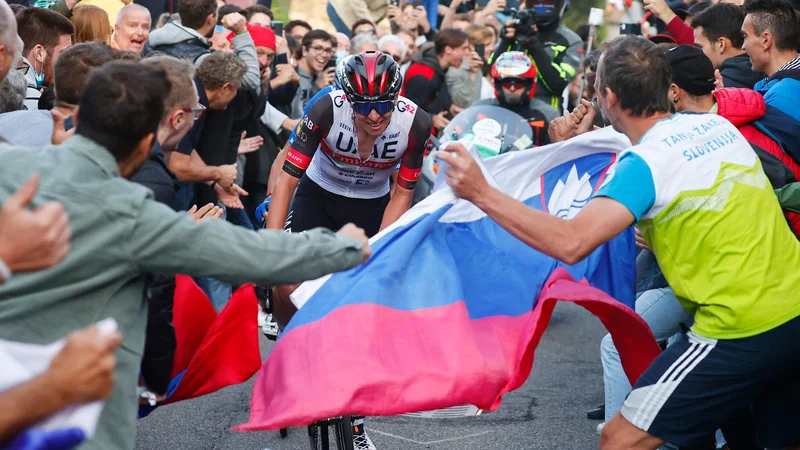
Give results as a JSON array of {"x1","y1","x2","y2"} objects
[{"x1": 289, "y1": 30, "x2": 338, "y2": 119}]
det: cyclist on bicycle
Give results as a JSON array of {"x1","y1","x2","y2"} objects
[
  {"x1": 265, "y1": 51, "x2": 431, "y2": 450},
  {"x1": 267, "y1": 50, "x2": 432, "y2": 236}
]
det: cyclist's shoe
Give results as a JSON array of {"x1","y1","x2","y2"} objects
[
  {"x1": 261, "y1": 313, "x2": 279, "y2": 341},
  {"x1": 352, "y1": 418, "x2": 376, "y2": 450}
]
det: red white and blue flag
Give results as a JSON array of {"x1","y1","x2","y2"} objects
[{"x1": 236, "y1": 128, "x2": 661, "y2": 431}]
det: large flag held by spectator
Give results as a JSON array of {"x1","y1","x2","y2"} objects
[{"x1": 236, "y1": 128, "x2": 662, "y2": 431}]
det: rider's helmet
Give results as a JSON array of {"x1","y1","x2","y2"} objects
[
  {"x1": 490, "y1": 51, "x2": 537, "y2": 105},
  {"x1": 333, "y1": 54, "x2": 353, "y2": 90},
  {"x1": 340, "y1": 51, "x2": 402, "y2": 115}
]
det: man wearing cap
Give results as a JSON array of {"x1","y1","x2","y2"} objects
[{"x1": 666, "y1": 44, "x2": 800, "y2": 230}]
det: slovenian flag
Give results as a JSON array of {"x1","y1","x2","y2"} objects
[{"x1": 236, "y1": 127, "x2": 662, "y2": 431}]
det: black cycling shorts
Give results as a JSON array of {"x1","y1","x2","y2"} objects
[{"x1": 285, "y1": 175, "x2": 390, "y2": 238}]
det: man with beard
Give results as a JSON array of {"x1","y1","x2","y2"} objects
[
  {"x1": 473, "y1": 51, "x2": 559, "y2": 147},
  {"x1": 113, "y1": 4, "x2": 151, "y2": 54},
  {"x1": 15, "y1": 6, "x2": 73, "y2": 110},
  {"x1": 439, "y1": 36, "x2": 800, "y2": 450},
  {"x1": 0, "y1": 60, "x2": 372, "y2": 450}
]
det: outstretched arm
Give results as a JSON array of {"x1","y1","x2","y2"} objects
[{"x1": 436, "y1": 144, "x2": 639, "y2": 264}]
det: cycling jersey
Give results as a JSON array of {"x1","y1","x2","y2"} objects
[
  {"x1": 596, "y1": 113, "x2": 800, "y2": 340},
  {"x1": 287, "y1": 85, "x2": 336, "y2": 147},
  {"x1": 283, "y1": 90, "x2": 432, "y2": 199}
]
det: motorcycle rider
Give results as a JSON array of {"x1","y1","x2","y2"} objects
[
  {"x1": 488, "y1": 0, "x2": 583, "y2": 112},
  {"x1": 474, "y1": 51, "x2": 558, "y2": 146}
]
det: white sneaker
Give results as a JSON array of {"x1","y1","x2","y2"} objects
[
  {"x1": 596, "y1": 422, "x2": 605, "y2": 435},
  {"x1": 261, "y1": 313, "x2": 279, "y2": 341},
  {"x1": 257, "y1": 308, "x2": 267, "y2": 328},
  {"x1": 352, "y1": 418, "x2": 376, "y2": 450}
]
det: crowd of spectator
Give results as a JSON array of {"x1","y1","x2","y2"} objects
[{"x1": 1, "y1": 0, "x2": 800, "y2": 448}]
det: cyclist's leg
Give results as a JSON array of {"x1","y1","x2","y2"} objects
[
  {"x1": 285, "y1": 176, "x2": 337, "y2": 233},
  {"x1": 330, "y1": 192, "x2": 391, "y2": 238},
  {"x1": 271, "y1": 177, "x2": 337, "y2": 328}
]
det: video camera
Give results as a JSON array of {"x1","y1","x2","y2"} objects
[
  {"x1": 512, "y1": 7, "x2": 538, "y2": 44},
  {"x1": 508, "y1": 0, "x2": 567, "y2": 44}
]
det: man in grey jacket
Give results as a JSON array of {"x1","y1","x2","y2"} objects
[{"x1": 0, "y1": 61, "x2": 371, "y2": 450}]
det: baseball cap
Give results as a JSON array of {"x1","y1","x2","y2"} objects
[{"x1": 665, "y1": 44, "x2": 715, "y2": 96}]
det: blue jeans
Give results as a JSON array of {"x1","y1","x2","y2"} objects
[
  {"x1": 327, "y1": 2, "x2": 351, "y2": 37},
  {"x1": 225, "y1": 205, "x2": 254, "y2": 230},
  {"x1": 635, "y1": 249, "x2": 668, "y2": 295},
  {"x1": 175, "y1": 183, "x2": 195, "y2": 212},
  {"x1": 194, "y1": 276, "x2": 232, "y2": 313},
  {"x1": 600, "y1": 287, "x2": 693, "y2": 423}
]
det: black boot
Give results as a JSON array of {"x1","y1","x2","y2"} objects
[{"x1": 587, "y1": 404, "x2": 605, "y2": 420}]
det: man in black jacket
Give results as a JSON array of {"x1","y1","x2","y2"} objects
[
  {"x1": 130, "y1": 55, "x2": 222, "y2": 397},
  {"x1": 401, "y1": 28, "x2": 471, "y2": 132},
  {"x1": 691, "y1": 3, "x2": 764, "y2": 89},
  {"x1": 489, "y1": 0, "x2": 582, "y2": 112}
]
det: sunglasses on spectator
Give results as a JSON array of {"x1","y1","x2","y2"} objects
[
  {"x1": 501, "y1": 79, "x2": 526, "y2": 90},
  {"x1": 351, "y1": 100, "x2": 394, "y2": 116},
  {"x1": 180, "y1": 104, "x2": 206, "y2": 120}
]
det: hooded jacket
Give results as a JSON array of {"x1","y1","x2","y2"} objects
[
  {"x1": 753, "y1": 65, "x2": 800, "y2": 165},
  {"x1": 143, "y1": 22, "x2": 212, "y2": 65},
  {"x1": 719, "y1": 53, "x2": 763, "y2": 89},
  {"x1": 715, "y1": 87, "x2": 800, "y2": 234},
  {"x1": 401, "y1": 44, "x2": 452, "y2": 117}
]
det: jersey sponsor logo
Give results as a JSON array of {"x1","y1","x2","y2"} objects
[
  {"x1": 332, "y1": 131, "x2": 400, "y2": 162},
  {"x1": 333, "y1": 94, "x2": 346, "y2": 107},
  {"x1": 286, "y1": 148, "x2": 312, "y2": 170},
  {"x1": 396, "y1": 100, "x2": 416, "y2": 115},
  {"x1": 321, "y1": 140, "x2": 399, "y2": 169},
  {"x1": 398, "y1": 165, "x2": 422, "y2": 182},
  {"x1": 303, "y1": 116, "x2": 318, "y2": 132}
]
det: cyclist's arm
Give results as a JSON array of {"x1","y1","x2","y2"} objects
[
  {"x1": 379, "y1": 110, "x2": 432, "y2": 231},
  {"x1": 267, "y1": 142, "x2": 290, "y2": 197},
  {"x1": 266, "y1": 95, "x2": 334, "y2": 230}
]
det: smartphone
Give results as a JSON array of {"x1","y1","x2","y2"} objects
[
  {"x1": 474, "y1": 42, "x2": 485, "y2": 59},
  {"x1": 390, "y1": 0, "x2": 399, "y2": 6},
  {"x1": 463, "y1": 0, "x2": 476, "y2": 10},
  {"x1": 275, "y1": 53, "x2": 288, "y2": 65},
  {"x1": 619, "y1": 22, "x2": 642, "y2": 36},
  {"x1": 324, "y1": 58, "x2": 336, "y2": 71},
  {"x1": 272, "y1": 20, "x2": 283, "y2": 36}
]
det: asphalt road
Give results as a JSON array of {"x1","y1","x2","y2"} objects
[{"x1": 135, "y1": 302, "x2": 607, "y2": 450}]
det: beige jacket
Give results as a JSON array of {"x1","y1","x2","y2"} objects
[{"x1": 328, "y1": 0, "x2": 387, "y2": 30}]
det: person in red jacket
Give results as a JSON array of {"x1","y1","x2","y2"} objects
[{"x1": 666, "y1": 44, "x2": 800, "y2": 234}]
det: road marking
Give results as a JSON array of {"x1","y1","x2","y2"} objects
[{"x1": 368, "y1": 428, "x2": 491, "y2": 445}]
